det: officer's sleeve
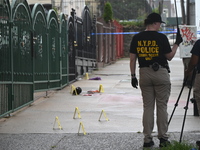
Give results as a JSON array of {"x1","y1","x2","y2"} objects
[
  {"x1": 163, "y1": 35, "x2": 172, "y2": 54},
  {"x1": 129, "y1": 36, "x2": 137, "y2": 54}
]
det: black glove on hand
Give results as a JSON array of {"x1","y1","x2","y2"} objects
[
  {"x1": 175, "y1": 28, "x2": 183, "y2": 46},
  {"x1": 131, "y1": 77, "x2": 138, "y2": 89}
]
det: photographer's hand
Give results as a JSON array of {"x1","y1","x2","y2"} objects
[{"x1": 175, "y1": 28, "x2": 183, "y2": 46}]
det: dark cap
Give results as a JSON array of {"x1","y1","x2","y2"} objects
[{"x1": 147, "y1": 13, "x2": 165, "y2": 24}]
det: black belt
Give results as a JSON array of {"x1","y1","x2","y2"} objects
[
  {"x1": 140, "y1": 65, "x2": 165, "y2": 68},
  {"x1": 140, "y1": 63, "x2": 170, "y2": 72},
  {"x1": 149, "y1": 65, "x2": 165, "y2": 68}
]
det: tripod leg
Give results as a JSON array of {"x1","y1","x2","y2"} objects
[
  {"x1": 179, "y1": 85, "x2": 192, "y2": 143},
  {"x1": 179, "y1": 69, "x2": 196, "y2": 143},
  {"x1": 168, "y1": 76, "x2": 188, "y2": 125}
]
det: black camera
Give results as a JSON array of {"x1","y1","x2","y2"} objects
[
  {"x1": 152, "y1": 62, "x2": 159, "y2": 71},
  {"x1": 164, "y1": 64, "x2": 170, "y2": 73}
]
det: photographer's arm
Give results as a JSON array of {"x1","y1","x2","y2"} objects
[{"x1": 165, "y1": 28, "x2": 183, "y2": 61}]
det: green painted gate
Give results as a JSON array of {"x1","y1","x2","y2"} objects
[
  {"x1": 0, "y1": 0, "x2": 12, "y2": 116},
  {"x1": 60, "y1": 13, "x2": 68, "y2": 87},
  {"x1": 32, "y1": 4, "x2": 48, "y2": 91},
  {"x1": 0, "y1": 0, "x2": 33, "y2": 117},
  {"x1": 68, "y1": 15, "x2": 76, "y2": 82},
  {"x1": 11, "y1": 0, "x2": 33, "y2": 111},
  {"x1": 81, "y1": 6, "x2": 96, "y2": 72},
  {"x1": 47, "y1": 10, "x2": 60, "y2": 89}
]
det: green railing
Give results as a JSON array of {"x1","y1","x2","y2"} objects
[{"x1": 0, "y1": 0, "x2": 96, "y2": 118}]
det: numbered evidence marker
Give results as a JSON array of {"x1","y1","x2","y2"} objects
[
  {"x1": 99, "y1": 84, "x2": 104, "y2": 93},
  {"x1": 78, "y1": 122, "x2": 86, "y2": 135},
  {"x1": 53, "y1": 116, "x2": 63, "y2": 130},
  {"x1": 73, "y1": 107, "x2": 81, "y2": 119},
  {"x1": 70, "y1": 85, "x2": 77, "y2": 95},
  {"x1": 85, "y1": 73, "x2": 89, "y2": 80},
  {"x1": 98, "y1": 109, "x2": 109, "y2": 121}
]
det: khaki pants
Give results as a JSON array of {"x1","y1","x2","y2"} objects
[
  {"x1": 139, "y1": 67, "x2": 171, "y2": 143},
  {"x1": 194, "y1": 74, "x2": 200, "y2": 115}
]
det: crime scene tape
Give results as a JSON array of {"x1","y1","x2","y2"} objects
[
  {"x1": 92, "y1": 30, "x2": 200, "y2": 36},
  {"x1": 92, "y1": 31, "x2": 177, "y2": 35}
]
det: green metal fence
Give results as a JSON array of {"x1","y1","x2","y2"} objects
[{"x1": 0, "y1": 0, "x2": 97, "y2": 118}]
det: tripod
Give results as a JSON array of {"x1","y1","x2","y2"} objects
[{"x1": 168, "y1": 68, "x2": 197, "y2": 143}]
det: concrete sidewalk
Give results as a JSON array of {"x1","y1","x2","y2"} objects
[{"x1": 0, "y1": 54, "x2": 200, "y2": 149}]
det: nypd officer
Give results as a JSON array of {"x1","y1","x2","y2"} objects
[{"x1": 129, "y1": 12, "x2": 183, "y2": 148}]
